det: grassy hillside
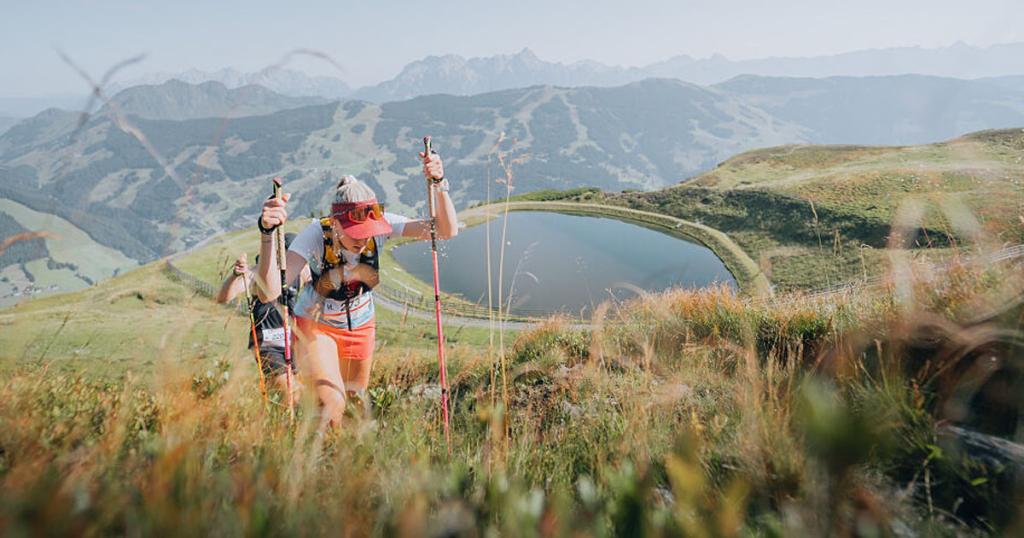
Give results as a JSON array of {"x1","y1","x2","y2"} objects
[
  {"x1": 0, "y1": 229, "x2": 492, "y2": 380},
  {"x1": 599, "y1": 129, "x2": 1024, "y2": 290},
  {"x1": 690, "y1": 129, "x2": 1023, "y2": 240},
  {"x1": 0, "y1": 199, "x2": 138, "y2": 306},
  {"x1": 1, "y1": 226, "x2": 1021, "y2": 534}
]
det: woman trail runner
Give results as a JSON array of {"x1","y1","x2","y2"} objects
[{"x1": 255, "y1": 149, "x2": 457, "y2": 427}]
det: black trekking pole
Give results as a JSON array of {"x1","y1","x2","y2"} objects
[
  {"x1": 424, "y1": 136, "x2": 452, "y2": 451},
  {"x1": 272, "y1": 177, "x2": 296, "y2": 423}
]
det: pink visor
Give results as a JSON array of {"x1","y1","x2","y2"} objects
[{"x1": 330, "y1": 200, "x2": 392, "y2": 239}]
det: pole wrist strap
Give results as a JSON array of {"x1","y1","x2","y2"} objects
[{"x1": 257, "y1": 216, "x2": 276, "y2": 235}]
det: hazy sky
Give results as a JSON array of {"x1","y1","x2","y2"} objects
[{"x1": 2, "y1": 0, "x2": 1021, "y2": 96}]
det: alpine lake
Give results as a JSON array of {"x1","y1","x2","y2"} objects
[{"x1": 391, "y1": 211, "x2": 736, "y2": 318}]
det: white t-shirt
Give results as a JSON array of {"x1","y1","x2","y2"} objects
[{"x1": 289, "y1": 213, "x2": 410, "y2": 329}]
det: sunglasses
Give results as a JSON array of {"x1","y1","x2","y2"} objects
[{"x1": 332, "y1": 202, "x2": 385, "y2": 223}]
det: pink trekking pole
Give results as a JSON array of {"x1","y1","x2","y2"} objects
[{"x1": 424, "y1": 136, "x2": 451, "y2": 450}]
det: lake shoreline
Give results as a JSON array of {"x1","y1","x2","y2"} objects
[
  {"x1": 455, "y1": 201, "x2": 771, "y2": 298},
  {"x1": 387, "y1": 203, "x2": 765, "y2": 317}
]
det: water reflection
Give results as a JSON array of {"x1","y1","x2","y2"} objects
[{"x1": 392, "y1": 211, "x2": 736, "y2": 316}]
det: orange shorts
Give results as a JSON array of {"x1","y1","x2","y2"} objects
[{"x1": 294, "y1": 316, "x2": 376, "y2": 362}]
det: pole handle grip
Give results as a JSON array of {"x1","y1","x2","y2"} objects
[
  {"x1": 423, "y1": 137, "x2": 439, "y2": 219},
  {"x1": 272, "y1": 177, "x2": 288, "y2": 294}
]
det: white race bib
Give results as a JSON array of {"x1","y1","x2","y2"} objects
[{"x1": 261, "y1": 327, "x2": 285, "y2": 344}]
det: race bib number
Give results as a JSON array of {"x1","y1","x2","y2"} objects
[
  {"x1": 322, "y1": 298, "x2": 347, "y2": 315},
  {"x1": 322, "y1": 296, "x2": 367, "y2": 315},
  {"x1": 261, "y1": 327, "x2": 285, "y2": 344}
]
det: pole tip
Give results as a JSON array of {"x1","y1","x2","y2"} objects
[{"x1": 272, "y1": 177, "x2": 282, "y2": 188}]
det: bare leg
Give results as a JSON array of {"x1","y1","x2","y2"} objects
[
  {"x1": 296, "y1": 330, "x2": 347, "y2": 429},
  {"x1": 271, "y1": 373, "x2": 300, "y2": 407},
  {"x1": 339, "y1": 358, "x2": 374, "y2": 419},
  {"x1": 339, "y1": 357, "x2": 374, "y2": 393}
]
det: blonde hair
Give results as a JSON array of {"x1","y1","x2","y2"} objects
[{"x1": 333, "y1": 175, "x2": 376, "y2": 205}]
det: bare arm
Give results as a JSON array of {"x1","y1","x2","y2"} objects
[
  {"x1": 256, "y1": 240, "x2": 311, "y2": 303},
  {"x1": 254, "y1": 193, "x2": 310, "y2": 303},
  {"x1": 401, "y1": 188, "x2": 458, "y2": 240},
  {"x1": 402, "y1": 151, "x2": 459, "y2": 240},
  {"x1": 255, "y1": 232, "x2": 279, "y2": 303},
  {"x1": 215, "y1": 254, "x2": 251, "y2": 304}
]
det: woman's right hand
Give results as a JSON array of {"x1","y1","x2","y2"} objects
[{"x1": 260, "y1": 193, "x2": 290, "y2": 230}]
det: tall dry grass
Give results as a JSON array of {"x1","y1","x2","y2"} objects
[{"x1": 2, "y1": 249, "x2": 1021, "y2": 536}]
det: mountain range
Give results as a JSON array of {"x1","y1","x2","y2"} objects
[
  {"x1": 130, "y1": 43, "x2": 1024, "y2": 104},
  {"x1": 8, "y1": 41, "x2": 1024, "y2": 119},
  {"x1": 2, "y1": 72, "x2": 1024, "y2": 300},
  {"x1": 103, "y1": 80, "x2": 327, "y2": 120},
  {"x1": 106, "y1": 66, "x2": 352, "y2": 99},
  {"x1": 0, "y1": 67, "x2": 350, "y2": 119},
  {"x1": 352, "y1": 43, "x2": 1024, "y2": 102}
]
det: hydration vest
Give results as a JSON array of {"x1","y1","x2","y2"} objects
[{"x1": 310, "y1": 217, "x2": 385, "y2": 329}]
